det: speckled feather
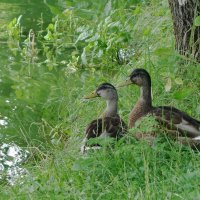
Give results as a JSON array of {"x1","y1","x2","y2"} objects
[
  {"x1": 81, "y1": 83, "x2": 127, "y2": 153},
  {"x1": 85, "y1": 115, "x2": 127, "y2": 139},
  {"x1": 151, "y1": 106, "x2": 200, "y2": 137}
]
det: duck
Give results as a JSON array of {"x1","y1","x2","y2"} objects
[
  {"x1": 81, "y1": 83, "x2": 127, "y2": 153},
  {"x1": 117, "y1": 68, "x2": 200, "y2": 141}
]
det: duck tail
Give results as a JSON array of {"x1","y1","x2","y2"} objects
[{"x1": 193, "y1": 136, "x2": 200, "y2": 141}]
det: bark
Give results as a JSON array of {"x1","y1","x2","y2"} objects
[{"x1": 168, "y1": 0, "x2": 200, "y2": 61}]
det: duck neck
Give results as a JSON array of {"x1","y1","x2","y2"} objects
[
  {"x1": 140, "y1": 84, "x2": 152, "y2": 108},
  {"x1": 128, "y1": 84, "x2": 152, "y2": 128},
  {"x1": 103, "y1": 99, "x2": 118, "y2": 118}
]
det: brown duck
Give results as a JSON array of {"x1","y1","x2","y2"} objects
[
  {"x1": 81, "y1": 83, "x2": 127, "y2": 153},
  {"x1": 118, "y1": 68, "x2": 200, "y2": 141}
]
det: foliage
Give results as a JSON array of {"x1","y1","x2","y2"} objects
[
  {"x1": 0, "y1": 0, "x2": 200, "y2": 198},
  {"x1": 194, "y1": 16, "x2": 200, "y2": 26},
  {"x1": 1, "y1": 136, "x2": 200, "y2": 199}
]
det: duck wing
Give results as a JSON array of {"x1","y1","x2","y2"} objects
[
  {"x1": 151, "y1": 106, "x2": 200, "y2": 137},
  {"x1": 85, "y1": 116, "x2": 127, "y2": 139}
]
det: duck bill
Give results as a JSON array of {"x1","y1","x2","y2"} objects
[
  {"x1": 117, "y1": 79, "x2": 132, "y2": 88},
  {"x1": 83, "y1": 91, "x2": 98, "y2": 99}
]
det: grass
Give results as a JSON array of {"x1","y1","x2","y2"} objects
[
  {"x1": 2, "y1": 136, "x2": 200, "y2": 199},
  {"x1": 1, "y1": 0, "x2": 200, "y2": 199}
]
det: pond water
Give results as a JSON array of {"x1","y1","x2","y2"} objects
[
  {"x1": 0, "y1": 0, "x2": 56, "y2": 143},
  {"x1": 0, "y1": 0, "x2": 53, "y2": 29},
  {"x1": 0, "y1": 0, "x2": 57, "y2": 185},
  {"x1": 0, "y1": 142, "x2": 29, "y2": 185}
]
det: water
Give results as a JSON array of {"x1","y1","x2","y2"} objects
[
  {"x1": 0, "y1": 0, "x2": 58, "y2": 139},
  {"x1": 0, "y1": 0, "x2": 57, "y2": 185},
  {"x1": 0, "y1": 0, "x2": 53, "y2": 29},
  {"x1": 0, "y1": 142, "x2": 29, "y2": 185}
]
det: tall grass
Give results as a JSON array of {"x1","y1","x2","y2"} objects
[{"x1": 1, "y1": 0, "x2": 200, "y2": 199}]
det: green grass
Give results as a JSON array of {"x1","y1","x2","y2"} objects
[
  {"x1": 2, "y1": 136, "x2": 200, "y2": 199},
  {"x1": 1, "y1": 0, "x2": 200, "y2": 199}
]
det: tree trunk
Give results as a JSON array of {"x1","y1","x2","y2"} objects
[{"x1": 168, "y1": 0, "x2": 200, "y2": 61}]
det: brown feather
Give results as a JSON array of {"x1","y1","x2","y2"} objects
[
  {"x1": 151, "y1": 106, "x2": 200, "y2": 137},
  {"x1": 127, "y1": 68, "x2": 200, "y2": 139},
  {"x1": 85, "y1": 115, "x2": 127, "y2": 139},
  {"x1": 129, "y1": 100, "x2": 151, "y2": 128}
]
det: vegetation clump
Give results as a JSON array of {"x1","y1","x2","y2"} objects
[{"x1": 0, "y1": 0, "x2": 200, "y2": 199}]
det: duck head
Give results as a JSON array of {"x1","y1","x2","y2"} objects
[
  {"x1": 83, "y1": 83, "x2": 118, "y2": 101},
  {"x1": 117, "y1": 68, "x2": 151, "y2": 88}
]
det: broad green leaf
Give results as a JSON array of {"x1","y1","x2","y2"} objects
[
  {"x1": 75, "y1": 29, "x2": 93, "y2": 43},
  {"x1": 44, "y1": 30, "x2": 53, "y2": 40},
  {"x1": 194, "y1": 16, "x2": 200, "y2": 26},
  {"x1": 81, "y1": 48, "x2": 87, "y2": 65},
  {"x1": 165, "y1": 78, "x2": 172, "y2": 92},
  {"x1": 133, "y1": 6, "x2": 141, "y2": 15},
  {"x1": 47, "y1": 23, "x2": 54, "y2": 31},
  {"x1": 174, "y1": 77, "x2": 183, "y2": 85}
]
